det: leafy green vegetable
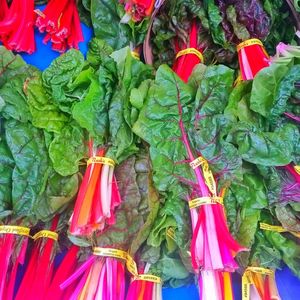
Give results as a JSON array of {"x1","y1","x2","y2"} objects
[
  {"x1": 0, "y1": 138, "x2": 14, "y2": 218},
  {"x1": 42, "y1": 50, "x2": 85, "y2": 113},
  {"x1": 49, "y1": 122, "x2": 86, "y2": 176},
  {"x1": 5, "y1": 119, "x2": 51, "y2": 220}
]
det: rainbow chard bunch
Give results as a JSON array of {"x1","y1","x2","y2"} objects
[
  {"x1": 69, "y1": 140, "x2": 122, "y2": 235},
  {"x1": 64, "y1": 151, "x2": 157, "y2": 300},
  {"x1": 0, "y1": 0, "x2": 35, "y2": 53},
  {"x1": 145, "y1": 0, "x2": 296, "y2": 69},
  {"x1": 133, "y1": 58, "x2": 246, "y2": 299},
  {"x1": 0, "y1": 224, "x2": 30, "y2": 300},
  {"x1": 15, "y1": 216, "x2": 60, "y2": 300},
  {"x1": 35, "y1": 0, "x2": 83, "y2": 52}
]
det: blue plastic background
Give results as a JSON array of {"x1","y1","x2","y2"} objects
[{"x1": 16, "y1": 6, "x2": 300, "y2": 299}]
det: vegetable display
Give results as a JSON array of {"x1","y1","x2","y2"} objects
[{"x1": 0, "y1": 1, "x2": 300, "y2": 300}]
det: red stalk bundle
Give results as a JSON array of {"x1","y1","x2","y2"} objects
[
  {"x1": 198, "y1": 271, "x2": 234, "y2": 300},
  {"x1": 35, "y1": 0, "x2": 83, "y2": 53},
  {"x1": 171, "y1": 20, "x2": 245, "y2": 300},
  {"x1": 45, "y1": 245, "x2": 80, "y2": 300},
  {"x1": 126, "y1": 275, "x2": 162, "y2": 300},
  {"x1": 123, "y1": 0, "x2": 156, "y2": 22},
  {"x1": 0, "y1": 0, "x2": 8, "y2": 21},
  {"x1": 0, "y1": 0, "x2": 35, "y2": 53},
  {"x1": 0, "y1": 224, "x2": 30, "y2": 300},
  {"x1": 237, "y1": 38, "x2": 270, "y2": 80},
  {"x1": 60, "y1": 247, "x2": 126, "y2": 300},
  {"x1": 69, "y1": 140, "x2": 122, "y2": 236},
  {"x1": 242, "y1": 267, "x2": 280, "y2": 300},
  {"x1": 173, "y1": 20, "x2": 204, "y2": 83},
  {"x1": 15, "y1": 216, "x2": 59, "y2": 300}
]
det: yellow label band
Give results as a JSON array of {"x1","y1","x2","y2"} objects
[
  {"x1": 34, "y1": 9, "x2": 46, "y2": 18},
  {"x1": 294, "y1": 165, "x2": 300, "y2": 175},
  {"x1": 190, "y1": 156, "x2": 207, "y2": 169},
  {"x1": 32, "y1": 230, "x2": 58, "y2": 241},
  {"x1": 242, "y1": 267, "x2": 274, "y2": 300},
  {"x1": 203, "y1": 169, "x2": 217, "y2": 196},
  {"x1": 260, "y1": 223, "x2": 300, "y2": 239},
  {"x1": 176, "y1": 48, "x2": 204, "y2": 63},
  {"x1": 131, "y1": 51, "x2": 140, "y2": 60},
  {"x1": 242, "y1": 275, "x2": 251, "y2": 300},
  {"x1": 135, "y1": 274, "x2": 162, "y2": 284},
  {"x1": 0, "y1": 225, "x2": 30, "y2": 237},
  {"x1": 237, "y1": 38, "x2": 263, "y2": 52},
  {"x1": 166, "y1": 227, "x2": 176, "y2": 241},
  {"x1": 87, "y1": 156, "x2": 115, "y2": 167},
  {"x1": 245, "y1": 267, "x2": 274, "y2": 276},
  {"x1": 93, "y1": 247, "x2": 127, "y2": 260},
  {"x1": 126, "y1": 254, "x2": 138, "y2": 276},
  {"x1": 189, "y1": 196, "x2": 223, "y2": 209}
]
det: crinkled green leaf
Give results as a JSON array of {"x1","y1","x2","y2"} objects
[
  {"x1": 42, "y1": 50, "x2": 85, "y2": 113},
  {"x1": 5, "y1": 119, "x2": 51, "y2": 220},
  {"x1": 90, "y1": 0, "x2": 131, "y2": 49},
  {"x1": 0, "y1": 138, "x2": 14, "y2": 218},
  {"x1": 250, "y1": 63, "x2": 290, "y2": 118},
  {"x1": 26, "y1": 73, "x2": 69, "y2": 133},
  {"x1": 230, "y1": 122, "x2": 300, "y2": 166},
  {"x1": 49, "y1": 122, "x2": 86, "y2": 176}
]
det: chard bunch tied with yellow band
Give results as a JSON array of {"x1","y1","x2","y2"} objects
[
  {"x1": 15, "y1": 216, "x2": 60, "y2": 300},
  {"x1": 69, "y1": 140, "x2": 121, "y2": 236},
  {"x1": 0, "y1": 224, "x2": 31, "y2": 300}
]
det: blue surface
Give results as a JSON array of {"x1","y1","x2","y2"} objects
[
  {"x1": 15, "y1": 5, "x2": 300, "y2": 300},
  {"x1": 20, "y1": 5, "x2": 93, "y2": 70}
]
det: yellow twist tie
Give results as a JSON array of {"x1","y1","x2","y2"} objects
[
  {"x1": 0, "y1": 225, "x2": 30, "y2": 237},
  {"x1": 166, "y1": 227, "x2": 176, "y2": 241},
  {"x1": 34, "y1": 9, "x2": 46, "y2": 18},
  {"x1": 190, "y1": 156, "x2": 217, "y2": 196},
  {"x1": 93, "y1": 247, "x2": 128, "y2": 260},
  {"x1": 242, "y1": 267, "x2": 274, "y2": 300},
  {"x1": 126, "y1": 253, "x2": 139, "y2": 277},
  {"x1": 260, "y1": 223, "x2": 300, "y2": 239},
  {"x1": 32, "y1": 230, "x2": 58, "y2": 241},
  {"x1": 294, "y1": 165, "x2": 300, "y2": 175},
  {"x1": 134, "y1": 274, "x2": 162, "y2": 284},
  {"x1": 237, "y1": 38, "x2": 263, "y2": 52},
  {"x1": 188, "y1": 196, "x2": 223, "y2": 209},
  {"x1": 176, "y1": 48, "x2": 204, "y2": 63},
  {"x1": 131, "y1": 51, "x2": 140, "y2": 60},
  {"x1": 87, "y1": 156, "x2": 115, "y2": 167}
]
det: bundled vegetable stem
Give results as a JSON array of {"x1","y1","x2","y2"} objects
[
  {"x1": 0, "y1": 0, "x2": 35, "y2": 53},
  {"x1": 70, "y1": 140, "x2": 121, "y2": 236},
  {"x1": 0, "y1": 225, "x2": 30, "y2": 300}
]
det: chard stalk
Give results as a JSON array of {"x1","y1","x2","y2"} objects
[{"x1": 101, "y1": 164, "x2": 111, "y2": 217}]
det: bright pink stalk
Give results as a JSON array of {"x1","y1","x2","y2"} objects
[
  {"x1": 237, "y1": 39, "x2": 270, "y2": 80},
  {"x1": 199, "y1": 271, "x2": 234, "y2": 300},
  {"x1": 175, "y1": 84, "x2": 245, "y2": 272},
  {"x1": 45, "y1": 245, "x2": 80, "y2": 300},
  {"x1": 70, "y1": 141, "x2": 122, "y2": 236},
  {"x1": 15, "y1": 216, "x2": 59, "y2": 300},
  {"x1": 173, "y1": 21, "x2": 204, "y2": 82},
  {"x1": 61, "y1": 253, "x2": 126, "y2": 300},
  {"x1": 126, "y1": 278, "x2": 161, "y2": 300},
  {"x1": 284, "y1": 164, "x2": 300, "y2": 184},
  {"x1": 0, "y1": 0, "x2": 35, "y2": 53},
  {"x1": 0, "y1": 0, "x2": 8, "y2": 21},
  {"x1": 0, "y1": 225, "x2": 30, "y2": 300},
  {"x1": 284, "y1": 112, "x2": 300, "y2": 123}
]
